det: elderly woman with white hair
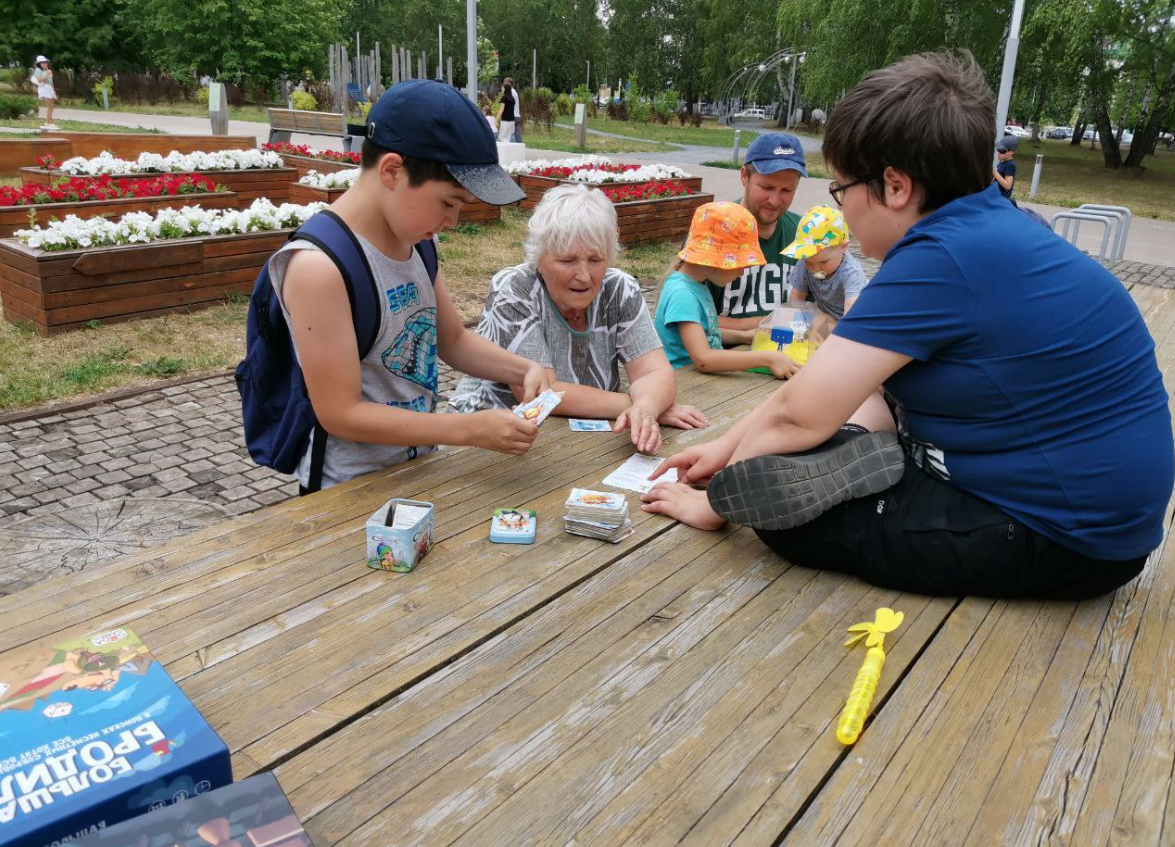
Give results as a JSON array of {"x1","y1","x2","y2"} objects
[{"x1": 448, "y1": 183, "x2": 707, "y2": 452}]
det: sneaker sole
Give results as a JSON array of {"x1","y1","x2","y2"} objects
[{"x1": 707, "y1": 431, "x2": 906, "y2": 530}]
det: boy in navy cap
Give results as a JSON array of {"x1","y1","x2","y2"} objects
[
  {"x1": 268, "y1": 80, "x2": 551, "y2": 490},
  {"x1": 993, "y1": 135, "x2": 1017, "y2": 199},
  {"x1": 705, "y1": 132, "x2": 808, "y2": 375}
]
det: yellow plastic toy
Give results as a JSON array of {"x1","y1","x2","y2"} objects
[{"x1": 836, "y1": 607, "x2": 904, "y2": 745}]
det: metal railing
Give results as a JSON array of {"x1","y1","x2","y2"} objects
[{"x1": 1050, "y1": 204, "x2": 1132, "y2": 263}]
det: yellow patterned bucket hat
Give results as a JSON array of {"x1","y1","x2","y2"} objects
[
  {"x1": 677, "y1": 201, "x2": 767, "y2": 270},
  {"x1": 782, "y1": 205, "x2": 850, "y2": 260}
]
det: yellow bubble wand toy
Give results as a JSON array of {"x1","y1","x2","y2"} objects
[{"x1": 836, "y1": 607, "x2": 904, "y2": 745}]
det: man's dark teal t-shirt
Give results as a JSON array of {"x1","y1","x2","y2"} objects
[{"x1": 835, "y1": 182, "x2": 1173, "y2": 560}]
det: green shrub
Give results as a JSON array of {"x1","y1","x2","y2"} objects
[
  {"x1": 627, "y1": 97, "x2": 652, "y2": 124},
  {"x1": 0, "y1": 93, "x2": 38, "y2": 119},
  {"x1": 292, "y1": 90, "x2": 317, "y2": 111},
  {"x1": 0, "y1": 67, "x2": 34, "y2": 95},
  {"x1": 196, "y1": 87, "x2": 210, "y2": 106},
  {"x1": 555, "y1": 93, "x2": 572, "y2": 116},
  {"x1": 92, "y1": 76, "x2": 115, "y2": 107}
]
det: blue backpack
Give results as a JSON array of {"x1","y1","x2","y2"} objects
[{"x1": 235, "y1": 210, "x2": 438, "y2": 492}]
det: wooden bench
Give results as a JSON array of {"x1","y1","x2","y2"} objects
[
  {"x1": 268, "y1": 108, "x2": 360, "y2": 151},
  {"x1": 37, "y1": 131, "x2": 256, "y2": 160}
]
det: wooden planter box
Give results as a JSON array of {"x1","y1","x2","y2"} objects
[
  {"x1": 0, "y1": 139, "x2": 71, "y2": 177},
  {"x1": 20, "y1": 167, "x2": 299, "y2": 205},
  {"x1": 0, "y1": 229, "x2": 288, "y2": 334},
  {"x1": 614, "y1": 192, "x2": 714, "y2": 246},
  {"x1": 516, "y1": 174, "x2": 705, "y2": 211},
  {"x1": 0, "y1": 191, "x2": 238, "y2": 238},
  {"x1": 290, "y1": 182, "x2": 501, "y2": 224},
  {"x1": 279, "y1": 153, "x2": 359, "y2": 179},
  {"x1": 37, "y1": 131, "x2": 256, "y2": 160}
]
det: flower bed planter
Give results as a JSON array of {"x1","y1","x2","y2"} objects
[
  {"x1": 614, "y1": 192, "x2": 714, "y2": 246},
  {"x1": 38, "y1": 131, "x2": 257, "y2": 160},
  {"x1": 20, "y1": 167, "x2": 299, "y2": 205},
  {"x1": 0, "y1": 139, "x2": 71, "y2": 178},
  {"x1": 289, "y1": 182, "x2": 502, "y2": 223},
  {"x1": 516, "y1": 173, "x2": 704, "y2": 211},
  {"x1": 279, "y1": 153, "x2": 360, "y2": 179},
  {"x1": 0, "y1": 190, "x2": 237, "y2": 238},
  {"x1": 0, "y1": 229, "x2": 289, "y2": 334}
]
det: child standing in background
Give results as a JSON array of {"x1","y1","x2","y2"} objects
[{"x1": 32, "y1": 55, "x2": 58, "y2": 130}]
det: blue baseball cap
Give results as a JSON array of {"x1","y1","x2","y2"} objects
[
  {"x1": 744, "y1": 132, "x2": 808, "y2": 177},
  {"x1": 366, "y1": 79, "x2": 525, "y2": 205}
]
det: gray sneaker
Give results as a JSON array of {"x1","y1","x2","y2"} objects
[{"x1": 706, "y1": 430, "x2": 906, "y2": 530}]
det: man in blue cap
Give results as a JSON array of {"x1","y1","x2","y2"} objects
[
  {"x1": 264, "y1": 79, "x2": 550, "y2": 490},
  {"x1": 706, "y1": 132, "x2": 808, "y2": 352}
]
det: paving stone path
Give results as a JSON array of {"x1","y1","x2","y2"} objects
[{"x1": 1, "y1": 263, "x2": 1172, "y2": 593}]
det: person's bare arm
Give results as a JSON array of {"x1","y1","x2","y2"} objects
[
  {"x1": 284, "y1": 251, "x2": 539, "y2": 454},
  {"x1": 679, "y1": 323, "x2": 797, "y2": 379}
]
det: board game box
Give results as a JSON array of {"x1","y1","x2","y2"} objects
[
  {"x1": 0, "y1": 627, "x2": 232, "y2": 847},
  {"x1": 60, "y1": 772, "x2": 312, "y2": 847}
]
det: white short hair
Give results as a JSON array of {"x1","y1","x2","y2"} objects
[{"x1": 524, "y1": 183, "x2": 620, "y2": 265}]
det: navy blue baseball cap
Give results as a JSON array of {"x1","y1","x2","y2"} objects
[
  {"x1": 744, "y1": 132, "x2": 808, "y2": 177},
  {"x1": 366, "y1": 79, "x2": 525, "y2": 205}
]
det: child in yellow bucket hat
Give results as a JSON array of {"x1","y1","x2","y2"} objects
[
  {"x1": 782, "y1": 205, "x2": 869, "y2": 319},
  {"x1": 654, "y1": 201, "x2": 802, "y2": 378}
]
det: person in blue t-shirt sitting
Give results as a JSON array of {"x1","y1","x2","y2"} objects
[
  {"x1": 994, "y1": 135, "x2": 1017, "y2": 200},
  {"x1": 641, "y1": 51, "x2": 1173, "y2": 600}
]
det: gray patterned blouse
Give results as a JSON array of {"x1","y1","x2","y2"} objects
[{"x1": 447, "y1": 264, "x2": 663, "y2": 413}]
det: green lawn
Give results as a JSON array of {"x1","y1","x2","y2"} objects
[
  {"x1": 0, "y1": 117, "x2": 162, "y2": 133},
  {"x1": 524, "y1": 124, "x2": 675, "y2": 155},
  {"x1": 555, "y1": 115, "x2": 759, "y2": 148},
  {"x1": 1017, "y1": 139, "x2": 1175, "y2": 222},
  {"x1": 60, "y1": 98, "x2": 276, "y2": 124}
]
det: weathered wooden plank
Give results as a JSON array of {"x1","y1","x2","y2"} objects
[
  {"x1": 73, "y1": 241, "x2": 204, "y2": 276},
  {"x1": 0, "y1": 365, "x2": 742, "y2": 648},
  {"x1": 0, "y1": 138, "x2": 71, "y2": 177},
  {"x1": 43, "y1": 267, "x2": 257, "y2": 309}
]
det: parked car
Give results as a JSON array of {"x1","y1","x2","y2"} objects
[
  {"x1": 1045, "y1": 126, "x2": 1071, "y2": 139},
  {"x1": 1083, "y1": 128, "x2": 1098, "y2": 141},
  {"x1": 735, "y1": 107, "x2": 767, "y2": 120},
  {"x1": 1004, "y1": 125, "x2": 1030, "y2": 138}
]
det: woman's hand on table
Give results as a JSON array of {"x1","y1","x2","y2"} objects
[
  {"x1": 640, "y1": 482, "x2": 725, "y2": 530},
  {"x1": 615, "y1": 404, "x2": 663, "y2": 454},
  {"x1": 651, "y1": 435, "x2": 737, "y2": 486},
  {"x1": 657, "y1": 403, "x2": 709, "y2": 430}
]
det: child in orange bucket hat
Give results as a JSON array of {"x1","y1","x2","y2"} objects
[{"x1": 654, "y1": 201, "x2": 801, "y2": 378}]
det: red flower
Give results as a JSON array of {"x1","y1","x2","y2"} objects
[
  {"x1": 0, "y1": 173, "x2": 217, "y2": 207},
  {"x1": 599, "y1": 180, "x2": 693, "y2": 203}
]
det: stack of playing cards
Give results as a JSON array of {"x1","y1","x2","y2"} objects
[{"x1": 564, "y1": 488, "x2": 634, "y2": 543}]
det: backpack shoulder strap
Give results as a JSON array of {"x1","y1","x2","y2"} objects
[
  {"x1": 292, "y1": 210, "x2": 383, "y2": 359},
  {"x1": 414, "y1": 237, "x2": 439, "y2": 283}
]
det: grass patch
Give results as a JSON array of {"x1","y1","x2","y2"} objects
[
  {"x1": 555, "y1": 115, "x2": 757, "y2": 148},
  {"x1": 701, "y1": 159, "x2": 741, "y2": 169},
  {"x1": 1016, "y1": 139, "x2": 1175, "y2": 221},
  {"x1": 60, "y1": 98, "x2": 275, "y2": 124},
  {"x1": 0, "y1": 303, "x2": 248, "y2": 410},
  {"x1": 524, "y1": 124, "x2": 673, "y2": 155},
  {"x1": 0, "y1": 207, "x2": 682, "y2": 411},
  {"x1": 0, "y1": 116, "x2": 162, "y2": 133}
]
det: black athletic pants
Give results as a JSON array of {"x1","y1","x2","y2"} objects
[{"x1": 753, "y1": 459, "x2": 1148, "y2": 600}]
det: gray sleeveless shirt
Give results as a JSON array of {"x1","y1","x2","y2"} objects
[{"x1": 269, "y1": 233, "x2": 438, "y2": 488}]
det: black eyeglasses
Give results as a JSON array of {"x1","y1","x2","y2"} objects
[{"x1": 827, "y1": 175, "x2": 875, "y2": 207}]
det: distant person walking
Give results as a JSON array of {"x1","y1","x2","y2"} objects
[
  {"x1": 496, "y1": 79, "x2": 517, "y2": 142},
  {"x1": 505, "y1": 76, "x2": 523, "y2": 143},
  {"x1": 31, "y1": 55, "x2": 58, "y2": 130}
]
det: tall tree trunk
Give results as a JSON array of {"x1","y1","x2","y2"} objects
[
  {"x1": 1124, "y1": 57, "x2": 1175, "y2": 168},
  {"x1": 1071, "y1": 105, "x2": 1087, "y2": 146},
  {"x1": 1088, "y1": 84, "x2": 1121, "y2": 167}
]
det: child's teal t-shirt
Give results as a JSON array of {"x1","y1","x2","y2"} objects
[{"x1": 655, "y1": 271, "x2": 722, "y2": 369}]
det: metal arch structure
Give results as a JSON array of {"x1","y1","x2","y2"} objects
[{"x1": 717, "y1": 49, "x2": 804, "y2": 124}]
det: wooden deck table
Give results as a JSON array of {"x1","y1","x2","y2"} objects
[{"x1": 4, "y1": 278, "x2": 1175, "y2": 846}]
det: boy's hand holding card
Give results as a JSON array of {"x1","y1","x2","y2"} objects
[{"x1": 512, "y1": 389, "x2": 564, "y2": 426}]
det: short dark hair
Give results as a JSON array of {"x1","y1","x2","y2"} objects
[
  {"x1": 822, "y1": 52, "x2": 995, "y2": 212},
  {"x1": 360, "y1": 140, "x2": 463, "y2": 188}
]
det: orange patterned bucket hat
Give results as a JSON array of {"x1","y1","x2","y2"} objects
[{"x1": 677, "y1": 201, "x2": 767, "y2": 270}]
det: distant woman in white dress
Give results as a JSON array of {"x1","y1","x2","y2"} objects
[{"x1": 31, "y1": 55, "x2": 58, "y2": 130}]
